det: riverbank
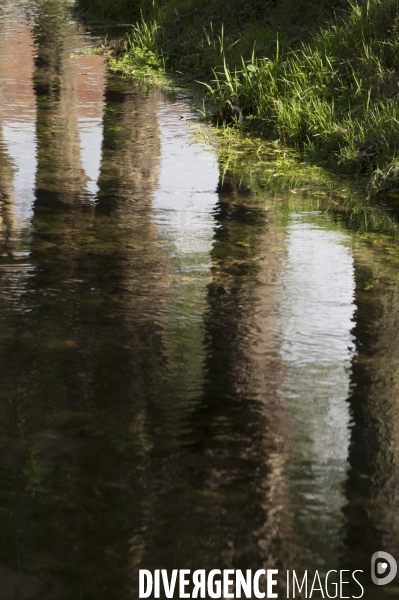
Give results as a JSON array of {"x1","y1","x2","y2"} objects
[{"x1": 76, "y1": 0, "x2": 399, "y2": 199}]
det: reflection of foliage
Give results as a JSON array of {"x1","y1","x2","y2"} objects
[
  {"x1": 193, "y1": 124, "x2": 399, "y2": 242},
  {"x1": 197, "y1": 114, "x2": 399, "y2": 297},
  {"x1": 23, "y1": 451, "x2": 54, "y2": 495},
  {"x1": 78, "y1": 235, "x2": 96, "y2": 244}
]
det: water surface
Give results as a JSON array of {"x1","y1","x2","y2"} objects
[{"x1": 0, "y1": 1, "x2": 399, "y2": 598}]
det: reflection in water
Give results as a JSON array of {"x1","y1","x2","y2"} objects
[
  {"x1": 278, "y1": 216, "x2": 355, "y2": 568},
  {"x1": 77, "y1": 56, "x2": 106, "y2": 197},
  {"x1": 188, "y1": 180, "x2": 295, "y2": 577},
  {"x1": 152, "y1": 102, "x2": 218, "y2": 421},
  {"x1": 31, "y1": 0, "x2": 106, "y2": 203},
  {"x1": 344, "y1": 251, "x2": 399, "y2": 597},
  {"x1": 0, "y1": 0, "x2": 399, "y2": 598},
  {"x1": 0, "y1": 1, "x2": 36, "y2": 241},
  {"x1": 136, "y1": 176, "x2": 293, "y2": 582}
]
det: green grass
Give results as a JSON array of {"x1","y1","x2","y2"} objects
[
  {"x1": 204, "y1": 0, "x2": 399, "y2": 195},
  {"x1": 76, "y1": 0, "x2": 345, "y2": 77},
  {"x1": 77, "y1": 0, "x2": 399, "y2": 197},
  {"x1": 106, "y1": 15, "x2": 165, "y2": 80}
]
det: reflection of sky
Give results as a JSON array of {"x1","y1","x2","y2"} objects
[
  {"x1": 278, "y1": 214, "x2": 356, "y2": 566},
  {"x1": 2, "y1": 123, "x2": 36, "y2": 224},
  {"x1": 76, "y1": 57, "x2": 106, "y2": 198},
  {"x1": 151, "y1": 102, "x2": 219, "y2": 406},
  {"x1": 78, "y1": 117, "x2": 103, "y2": 196},
  {"x1": 153, "y1": 103, "x2": 219, "y2": 257}
]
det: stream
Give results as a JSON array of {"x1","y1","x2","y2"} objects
[{"x1": 1, "y1": 1, "x2": 399, "y2": 598}]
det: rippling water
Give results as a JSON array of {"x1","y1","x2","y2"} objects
[{"x1": 0, "y1": 0, "x2": 399, "y2": 598}]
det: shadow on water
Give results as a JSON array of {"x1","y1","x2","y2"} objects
[{"x1": 1, "y1": 0, "x2": 399, "y2": 599}]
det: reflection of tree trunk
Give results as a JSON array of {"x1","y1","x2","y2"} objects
[
  {"x1": 33, "y1": 1, "x2": 88, "y2": 202},
  {"x1": 94, "y1": 76, "x2": 169, "y2": 409},
  {"x1": 196, "y1": 176, "x2": 298, "y2": 581},
  {"x1": 0, "y1": 137, "x2": 18, "y2": 252},
  {"x1": 97, "y1": 80, "x2": 160, "y2": 204},
  {"x1": 135, "y1": 173, "x2": 299, "y2": 594},
  {"x1": 344, "y1": 258, "x2": 399, "y2": 592}
]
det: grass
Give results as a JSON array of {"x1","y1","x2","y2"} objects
[
  {"x1": 204, "y1": 0, "x2": 399, "y2": 196},
  {"x1": 76, "y1": 0, "x2": 346, "y2": 78},
  {"x1": 76, "y1": 0, "x2": 399, "y2": 198},
  {"x1": 106, "y1": 16, "x2": 165, "y2": 80}
]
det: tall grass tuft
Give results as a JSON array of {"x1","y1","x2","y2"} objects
[{"x1": 206, "y1": 0, "x2": 399, "y2": 193}]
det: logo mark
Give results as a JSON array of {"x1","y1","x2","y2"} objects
[{"x1": 371, "y1": 551, "x2": 397, "y2": 585}]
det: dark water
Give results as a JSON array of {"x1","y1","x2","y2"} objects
[{"x1": 1, "y1": 1, "x2": 399, "y2": 598}]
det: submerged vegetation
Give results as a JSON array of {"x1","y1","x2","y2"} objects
[{"x1": 76, "y1": 0, "x2": 399, "y2": 198}]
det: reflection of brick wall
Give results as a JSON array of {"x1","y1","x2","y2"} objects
[
  {"x1": 1, "y1": 22, "x2": 35, "y2": 123},
  {"x1": 76, "y1": 55, "x2": 106, "y2": 121},
  {"x1": 0, "y1": 6, "x2": 107, "y2": 199}
]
